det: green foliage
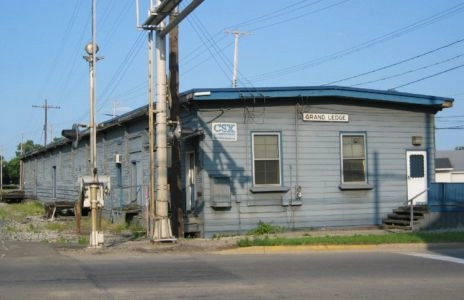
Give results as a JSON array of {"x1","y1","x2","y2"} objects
[
  {"x1": 248, "y1": 220, "x2": 283, "y2": 236},
  {"x1": 237, "y1": 231, "x2": 464, "y2": 247},
  {"x1": 78, "y1": 236, "x2": 89, "y2": 245},
  {"x1": 1, "y1": 140, "x2": 43, "y2": 184},
  {"x1": 17, "y1": 140, "x2": 43, "y2": 157},
  {"x1": 0, "y1": 201, "x2": 44, "y2": 222},
  {"x1": 3, "y1": 157, "x2": 19, "y2": 184}
]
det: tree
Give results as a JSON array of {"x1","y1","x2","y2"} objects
[
  {"x1": 16, "y1": 140, "x2": 43, "y2": 157},
  {"x1": 3, "y1": 157, "x2": 19, "y2": 184},
  {"x1": 2, "y1": 140, "x2": 42, "y2": 185}
]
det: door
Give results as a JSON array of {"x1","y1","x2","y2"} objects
[
  {"x1": 406, "y1": 151, "x2": 428, "y2": 204},
  {"x1": 52, "y1": 166, "x2": 57, "y2": 199},
  {"x1": 131, "y1": 160, "x2": 143, "y2": 205},
  {"x1": 185, "y1": 152, "x2": 195, "y2": 212}
]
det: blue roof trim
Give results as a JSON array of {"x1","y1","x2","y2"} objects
[{"x1": 180, "y1": 86, "x2": 453, "y2": 108}]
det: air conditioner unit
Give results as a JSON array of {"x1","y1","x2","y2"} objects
[{"x1": 114, "y1": 154, "x2": 122, "y2": 164}]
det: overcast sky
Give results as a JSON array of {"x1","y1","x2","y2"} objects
[{"x1": 1, "y1": 0, "x2": 464, "y2": 159}]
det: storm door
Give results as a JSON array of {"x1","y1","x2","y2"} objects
[{"x1": 406, "y1": 151, "x2": 428, "y2": 204}]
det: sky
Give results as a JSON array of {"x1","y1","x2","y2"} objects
[{"x1": 1, "y1": 0, "x2": 464, "y2": 159}]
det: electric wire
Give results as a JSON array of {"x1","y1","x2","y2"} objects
[
  {"x1": 248, "y1": 2, "x2": 464, "y2": 83},
  {"x1": 180, "y1": 0, "x2": 327, "y2": 64},
  {"x1": 323, "y1": 37, "x2": 464, "y2": 85},
  {"x1": 95, "y1": 32, "x2": 146, "y2": 117},
  {"x1": 351, "y1": 53, "x2": 464, "y2": 87},
  {"x1": 186, "y1": 16, "x2": 233, "y2": 84},
  {"x1": 180, "y1": 0, "x2": 344, "y2": 77},
  {"x1": 391, "y1": 63, "x2": 464, "y2": 90},
  {"x1": 37, "y1": 0, "x2": 81, "y2": 100},
  {"x1": 247, "y1": 0, "x2": 350, "y2": 32}
]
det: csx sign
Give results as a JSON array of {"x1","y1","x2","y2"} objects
[{"x1": 212, "y1": 122, "x2": 237, "y2": 141}]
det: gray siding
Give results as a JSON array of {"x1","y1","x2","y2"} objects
[
  {"x1": 196, "y1": 102, "x2": 436, "y2": 237},
  {"x1": 22, "y1": 117, "x2": 150, "y2": 218}
]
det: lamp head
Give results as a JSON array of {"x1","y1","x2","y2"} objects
[{"x1": 84, "y1": 42, "x2": 99, "y2": 55}]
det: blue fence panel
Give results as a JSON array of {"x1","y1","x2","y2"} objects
[{"x1": 429, "y1": 183, "x2": 464, "y2": 212}]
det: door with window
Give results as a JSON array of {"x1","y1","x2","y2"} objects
[{"x1": 407, "y1": 151, "x2": 427, "y2": 204}]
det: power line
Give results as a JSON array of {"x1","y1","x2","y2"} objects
[
  {"x1": 180, "y1": 0, "x2": 345, "y2": 76},
  {"x1": 324, "y1": 37, "x2": 464, "y2": 85},
  {"x1": 187, "y1": 15, "x2": 232, "y2": 84},
  {"x1": 391, "y1": 63, "x2": 464, "y2": 90},
  {"x1": 248, "y1": 2, "x2": 464, "y2": 83},
  {"x1": 352, "y1": 53, "x2": 464, "y2": 87},
  {"x1": 247, "y1": 0, "x2": 350, "y2": 32}
]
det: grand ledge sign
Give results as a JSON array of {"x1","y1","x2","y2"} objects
[{"x1": 303, "y1": 113, "x2": 349, "y2": 122}]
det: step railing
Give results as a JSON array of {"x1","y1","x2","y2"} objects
[{"x1": 404, "y1": 188, "x2": 429, "y2": 231}]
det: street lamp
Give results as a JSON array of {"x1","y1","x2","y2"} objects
[{"x1": 83, "y1": 38, "x2": 103, "y2": 248}]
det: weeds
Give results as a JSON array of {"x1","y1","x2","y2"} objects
[
  {"x1": 78, "y1": 236, "x2": 89, "y2": 245},
  {"x1": 248, "y1": 220, "x2": 283, "y2": 236}
]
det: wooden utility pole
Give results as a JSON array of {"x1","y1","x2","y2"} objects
[
  {"x1": 168, "y1": 12, "x2": 184, "y2": 238},
  {"x1": 33, "y1": 99, "x2": 60, "y2": 146}
]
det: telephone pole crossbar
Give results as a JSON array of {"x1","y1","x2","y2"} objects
[{"x1": 32, "y1": 99, "x2": 60, "y2": 146}]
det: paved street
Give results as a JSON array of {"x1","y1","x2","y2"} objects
[{"x1": 1, "y1": 241, "x2": 464, "y2": 299}]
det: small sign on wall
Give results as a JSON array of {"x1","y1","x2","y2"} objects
[
  {"x1": 212, "y1": 122, "x2": 237, "y2": 141},
  {"x1": 303, "y1": 113, "x2": 349, "y2": 122}
]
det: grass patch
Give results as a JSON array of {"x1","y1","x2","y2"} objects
[
  {"x1": 0, "y1": 201, "x2": 44, "y2": 221},
  {"x1": 45, "y1": 222, "x2": 70, "y2": 232},
  {"x1": 78, "y1": 235, "x2": 89, "y2": 245},
  {"x1": 237, "y1": 231, "x2": 464, "y2": 247}
]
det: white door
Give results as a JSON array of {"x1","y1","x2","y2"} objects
[{"x1": 406, "y1": 151, "x2": 428, "y2": 205}]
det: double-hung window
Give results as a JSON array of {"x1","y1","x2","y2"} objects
[
  {"x1": 252, "y1": 133, "x2": 281, "y2": 186},
  {"x1": 341, "y1": 133, "x2": 367, "y2": 183}
]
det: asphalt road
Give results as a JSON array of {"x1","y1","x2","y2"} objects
[{"x1": 1, "y1": 241, "x2": 464, "y2": 300}]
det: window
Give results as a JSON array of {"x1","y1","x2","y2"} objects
[
  {"x1": 252, "y1": 133, "x2": 281, "y2": 186},
  {"x1": 341, "y1": 134, "x2": 367, "y2": 183},
  {"x1": 409, "y1": 154, "x2": 425, "y2": 178}
]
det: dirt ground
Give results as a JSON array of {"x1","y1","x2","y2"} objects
[{"x1": 0, "y1": 202, "x2": 394, "y2": 255}]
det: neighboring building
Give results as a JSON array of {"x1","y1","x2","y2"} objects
[
  {"x1": 435, "y1": 149, "x2": 464, "y2": 182},
  {"x1": 22, "y1": 86, "x2": 453, "y2": 237}
]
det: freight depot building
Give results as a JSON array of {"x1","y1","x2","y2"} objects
[{"x1": 21, "y1": 86, "x2": 453, "y2": 237}]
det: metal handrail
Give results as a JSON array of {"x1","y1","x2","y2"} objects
[{"x1": 405, "y1": 188, "x2": 429, "y2": 231}]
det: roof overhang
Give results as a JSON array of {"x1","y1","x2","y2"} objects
[{"x1": 180, "y1": 86, "x2": 454, "y2": 110}]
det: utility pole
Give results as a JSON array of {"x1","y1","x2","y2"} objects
[
  {"x1": 225, "y1": 30, "x2": 251, "y2": 88},
  {"x1": 33, "y1": 99, "x2": 60, "y2": 146},
  {"x1": 169, "y1": 11, "x2": 184, "y2": 238},
  {"x1": 137, "y1": 0, "x2": 204, "y2": 242}
]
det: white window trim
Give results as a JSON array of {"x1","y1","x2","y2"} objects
[
  {"x1": 252, "y1": 132, "x2": 282, "y2": 187},
  {"x1": 340, "y1": 132, "x2": 369, "y2": 186}
]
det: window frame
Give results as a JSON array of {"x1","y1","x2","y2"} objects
[
  {"x1": 340, "y1": 132, "x2": 370, "y2": 188},
  {"x1": 251, "y1": 132, "x2": 282, "y2": 187}
]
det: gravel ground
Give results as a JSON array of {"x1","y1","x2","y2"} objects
[
  {"x1": 0, "y1": 202, "x2": 396, "y2": 255},
  {"x1": 0, "y1": 202, "x2": 240, "y2": 254}
]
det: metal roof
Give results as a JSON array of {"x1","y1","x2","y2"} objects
[
  {"x1": 180, "y1": 85, "x2": 453, "y2": 109},
  {"x1": 436, "y1": 150, "x2": 464, "y2": 172},
  {"x1": 435, "y1": 157, "x2": 453, "y2": 170}
]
